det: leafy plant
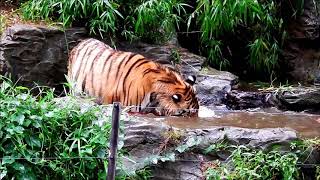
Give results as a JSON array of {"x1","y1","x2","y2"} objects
[
  {"x1": 0, "y1": 15, "x2": 6, "y2": 35},
  {"x1": 0, "y1": 76, "x2": 139, "y2": 179},
  {"x1": 169, "y1": 48, "x2": 181, "y2": 65},
  {"x1": 205, "y1": 145, "x2": 299, "y2": 180},
  {"x1": 132, "y1": 0, "x2": 190, "y2": 43},
  {"x1": 21, "y1": 0, "x2": 122, "y2": 38},
  {"x1": 204, "y1": 139, "x2": 320, "y2": 180},
  {"x1": 189, "y1": 0, "x2": 291, "y2": 75}
]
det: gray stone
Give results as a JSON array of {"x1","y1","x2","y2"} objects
[
  {"x1": 196, "y1": 67, "x2": 239, "y2": 106},
  {"x1": 225, "y1": 90, "x2": 274, "y2": 110},
  {"x1": 0, "y1": 24, "x2": 88, "y2": 91},
  {"x1": 274, "y1": 87, "x2": 320, "y2": 112},
  {"x1": 282, "y1": 0, "x2": 320, "y2": 83}
]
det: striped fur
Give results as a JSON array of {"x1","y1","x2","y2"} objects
[{"x1": 67, "y1": 38, "x2": 199, "y2": 116}]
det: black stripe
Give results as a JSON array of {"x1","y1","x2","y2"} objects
[
  {"x1": 105, "y1": 52, "x2": 120, "y2": 85},
  {"x1": 98, "y1": 51, "x2": 115, "y2": 97},
  {"x1": 82, "y1": 76, "x2": 86, "y2": 93},
  {"x1": 122, "y1": 60, "x2": 149, "y2": 101},
  {"x1": 74, "y1": 42, "x2": 99, "y2": 81},
  {"x1": 125, "y1": 81, "x2": 133, "y2": 105},
  {"x1": 136, "y1": 91, "x2": 139, "y2": 106},
  {"x1": 142, "y1": 68, "x2": 161, "y2": 77},
  {"x1": 73, "y1": 39, "x2": 95, "y2": 63},
  {"x1": 89, "y1": 48, "x2": 107, "y2": 95},
  {"x1": 157, "y1": 79, "x2": 176, "y2": 85},
  {"x1": 183, "y1": 86, "x2": 191, "y2": 96},
  {"x1": 114, "y1": 53, "x2": 132, "y2": 79},
  {"x1": 113, "y1": 53, "x2": 134, "y2": 102}
]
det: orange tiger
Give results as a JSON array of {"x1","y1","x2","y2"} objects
[{"x1": 67, "y1": 38, "x2": 199, "y2": 116}]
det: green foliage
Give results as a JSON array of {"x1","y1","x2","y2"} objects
[
  {"x1": 125, "y1": 167, "x2": 153, "y2": 180},
  {"x1": 133, "y1": 0, "x2": 189, "y2": 43},
  {"x1": 0, "y1": 77, "x2": 145, "y2": 179},
  {"x1": 205, "y1": 145, "x2": 299, "y2": 180},
  {"x1": 0, "y1": 15, "x2": 6, "y2": 35},
  {"x1": 21, "y1": 0, "x2": 122, "y2": 38},
  {"x1": 204, "y1": 139, "x2": 320, "y2": 180},
  {"x1": 170, "y1": 48, "x2": 181, "y2": 65},
  {"x1": 190, "y1": 0, "x2": 288, "y2": 74}
]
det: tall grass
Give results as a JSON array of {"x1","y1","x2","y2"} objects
[
  {"x1": 21, "y1": 0, "x2": 122, "y2": 38},
  {"x1": 189, "y1": 0, "x2": 287, "y2": 74},
  {"x1": 0, "y1": 15, "x2": 6, "y2": 35},
  {"x1": 133, "y1": 0, "x2": 190, "y2": 43}
]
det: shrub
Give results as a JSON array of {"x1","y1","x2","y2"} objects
[
  {"x1": 189, "y1": 0, "x2": 288, "y2": 75},
  {"x1": 204, "y1": 139, "x2": 320, "y2": 180},
  {"x1": 0, "y1": 77, "x2": 134, "y2": 179},
  {"x1": 0, "y1": 15, "x2": 6, "y2": 35},
  {"x1": 21, "y1": 0, "x2": 122, "y2": 38},
  {"x1": 132, "y1": 0, "x2": 189, "y2": 43}
]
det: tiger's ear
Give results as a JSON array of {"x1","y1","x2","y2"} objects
[{"x1": 186, "y1": 75, "x2": 196, "y2": 85}]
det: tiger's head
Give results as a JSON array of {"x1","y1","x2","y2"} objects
[{"x1": 141, "y1": 70, "x2": 199, "y2": 116}]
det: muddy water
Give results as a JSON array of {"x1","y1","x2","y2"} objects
[{"x1": 163, "y1": 110, "x2": 320, "y2": 138}]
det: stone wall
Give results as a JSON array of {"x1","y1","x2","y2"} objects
[
  {"x1": 0, "y1": 24, "x2": 88, "y2": 92},
  {"x1": 283, "y1": 0, "x2": 320, "y2": 84}
]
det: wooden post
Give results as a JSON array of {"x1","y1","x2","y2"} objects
[{"x1": 107, "y1": 102, "x2": 121, "y2": 180}]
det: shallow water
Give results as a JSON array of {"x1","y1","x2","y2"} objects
[
  {"x1": 131, "y1": 107, "x2": 320, "y2": 138},
  {"x1": 164, "y1": 110, "x2": 320, "y2": 138}
]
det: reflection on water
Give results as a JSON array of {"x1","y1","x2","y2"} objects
[{"x1": 163, "y1": 110, "x2": 320, "y2": 138}]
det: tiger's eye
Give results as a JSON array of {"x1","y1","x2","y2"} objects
[{"x1": 172, "y1": 94, "x2": 182, "y2": 103}]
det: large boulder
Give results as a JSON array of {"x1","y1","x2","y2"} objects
[
  {"x1": 274, "y1": 87, "x2": 320, "y2": 113},
  {"x1": 282, "y1": 0, "x2": 320, "y2": 84},
  {"x1": 0, "y1": 24, "x2": 88, "y2": 91}
]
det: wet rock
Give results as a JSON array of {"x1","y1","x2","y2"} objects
[
  {"x1": 225, "y1": 90, "x2": 274, "y2": 110},
  {"x1": 196, "y1": 67, "x2": 239, "y2": 106},
  {"x1": 274, "y1": 87, "x2": 320, "y2": 113},
  {"x1": 0, "y1": 24, "x2": 88, "y2": 91}
]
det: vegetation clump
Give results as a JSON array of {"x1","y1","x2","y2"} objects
[
  {"x1": 0, "y1": 77, "x2": 150, "y2": 179},
  {"x1": 203, "y1": 139, "x2": 320, "y2": 180}
]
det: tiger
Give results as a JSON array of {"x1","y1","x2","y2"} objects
[{"x1": 67, "y1": 38, "x2": 199, "y2": 116}]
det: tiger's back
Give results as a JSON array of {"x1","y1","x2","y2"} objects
[{"x1": 68, "y1": 38, "x2": 199, "y2": 116}]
